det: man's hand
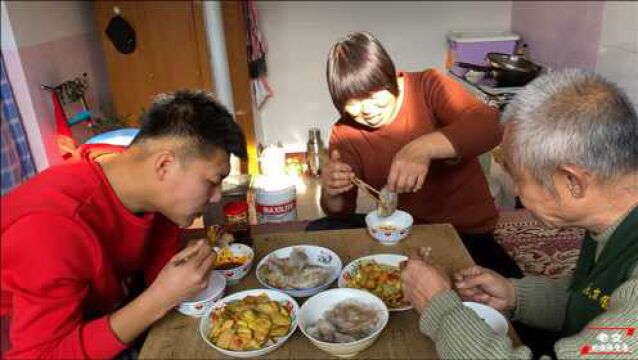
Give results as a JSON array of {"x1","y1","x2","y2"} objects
[
  {"x1": 400, "y1": 247, "x2": 451, "y2": 313},
  {"x1": 454, "y1": 265, "x2": 516, "y2": 312},
  {"x1": 387, "y1": 137, "x2": 431, "y2": 193},
  {"x1": 320, "y1": 150, "x2": 354, "y2": 196},
  {"x1": 147, "y1": 239, "x2": 216, "y2": 312},
  {"x1": 109, "y1": 239, "x2": 217, "y2": 344}
]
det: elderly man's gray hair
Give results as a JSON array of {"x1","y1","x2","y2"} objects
[{"x1": 501, "y1": 68, "x2": 638, "y2": 189}]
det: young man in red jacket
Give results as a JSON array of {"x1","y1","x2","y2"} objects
[{"x1": 1, "y1": 90, "x2": 247, "y2": 359}]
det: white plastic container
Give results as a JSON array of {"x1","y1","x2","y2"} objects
[{"x1": 252, "y1": 175, "x2": 297, "y2": 223}]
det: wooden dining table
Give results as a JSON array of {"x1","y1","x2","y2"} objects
[{"x1": 139, "y1": 224, "x2": 520, "y2": 359}]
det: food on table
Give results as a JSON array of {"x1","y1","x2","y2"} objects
[
  {"x1": 258, "y1": 247, "x2": 332, "y2": 289},
  {"x1": 214, "y1": 246, "x2": 248, "y2": 270},
  {"x1": 306, "y1": 299, "x2": 382, "y2": 343},
  {"x1": 207, "y1": 224, "x2": 235, "y2": 247},
  {"x1": 207, "y1": 294, "x2": 293, "y2": 351},
  {"x1": 375, "y1": 223, "x2": 397, "y2": 232},
  {"x1": 344, "y1": 260, "x2": 405, "y2": 308}
]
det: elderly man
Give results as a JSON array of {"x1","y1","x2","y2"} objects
[
  {"x1": 401, "y1": 69, "x2": 638, "y2": 359},
  {"x1": 1, "y1": 90, "x2": 246, "y2": 358}
]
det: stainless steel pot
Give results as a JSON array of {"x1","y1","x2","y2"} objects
[{"x1": 457, "y1": 52, "x2": 542, "y2": 87}]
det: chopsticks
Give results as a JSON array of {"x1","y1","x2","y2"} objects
[{"x1": 351, "y1": 176, "x2": 382, "y2": 205}]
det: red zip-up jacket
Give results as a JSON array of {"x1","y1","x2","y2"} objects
[{"x1": 1, "y1": 159, "x2": 180, "y2": 358}]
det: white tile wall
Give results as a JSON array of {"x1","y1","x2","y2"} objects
[{"x1": 595, "y1": 1, "x2": 638, "y2": 106}]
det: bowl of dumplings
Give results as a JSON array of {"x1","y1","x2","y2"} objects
[
  {"x1": 199, "y1": 289, "x2": 299, "y2": 358},
  {"x1": 298, "y1": 288, "x2": 389, "y2": 358},
  {"x1": 365, "y1": 209, "x2": 413, "y2": 246},
  {"x1": 256, "y1": 246, "x2": 342, "y2": 297}
]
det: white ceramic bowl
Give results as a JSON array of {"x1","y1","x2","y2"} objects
[
  {"x1": 256, "y1": 245, "x2": 342, "y2": 297},
  {"x1": 365, "y1": 210, "x2": 413, "y2": 246},
  {"x1": 213, "y1": 243, "x2": 254, "y2": 285},
  {"x1": 463, "y1": 302, "x2": 508, "y2": 336},
  {"x1": 299, "y1": 288, "x2": 389, "y2": 358},
  {"x1": 199, "y1": 289, "x2": 300, "y2": 358},
  {"x1": 177, "y1": 271, "x2": 226, "y2": 317},
  {"x1": 338, "y1": 254, "x2": 412, "y2": 311}
]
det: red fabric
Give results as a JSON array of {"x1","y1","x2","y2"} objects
[
  {"x1": 1, "y1": 158, "x2": 180, "y2": 359},
  {"x1": 77, "y1": 143, "x2": 127, "y2": 162},
  {"x1": 326, "y1": 70, "x2": 501, "y2": 234},
  {"x1": 51, "y1": 91, "x2": 72, "y2": 138}
]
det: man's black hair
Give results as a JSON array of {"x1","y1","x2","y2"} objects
[{"x1": 131, "y1": 90, "x2": 247, "y2": 159}]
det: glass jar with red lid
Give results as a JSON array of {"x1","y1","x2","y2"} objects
[{"x1": 222, "y1": 200, "x2": 252, "y2": 247}]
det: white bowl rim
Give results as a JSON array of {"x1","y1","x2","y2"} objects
[
  {"x1": 338, "y1": 254, "x2": 412, "y2": 311},
  {"x1": 298, "y1": 288, "x2": 389, "y2": 347},
  {"x1": 199, "y1": 288, "x2": 300, "y2": 356},
  {"x1": 213, "y1": 243, "x2": 255, "y2": 271},
  {"x1": 255, "y1": 245, "x2": 343, "y2": 291},
  {"x1": 338, "y1": 253, "x2": 407, "y2": 287},
  {"x1": 181, "y1": 271, "x2": 227, "y2": 304},
  {"x1": 462, "y1": 301, "x2": 508, "y2": 335},
  {"x1": 365, "y1": 209, "x2": 414, "y2": 228}
]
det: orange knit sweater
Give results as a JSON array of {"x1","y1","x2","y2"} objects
[{"x1": 324, "y1": 69, "x2": 501, "y2": 234}]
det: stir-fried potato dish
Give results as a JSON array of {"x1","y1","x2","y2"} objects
[
  {"x1": 346, "y1": 260, "x2": 405, "y2": 308},
  {"x1": 208, "y1": 294, "x2": 292, "y2": 351}
]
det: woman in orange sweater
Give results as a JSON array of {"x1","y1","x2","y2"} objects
[{"x1": 316, "y1": 31, "x2": 521, "y2": 278}]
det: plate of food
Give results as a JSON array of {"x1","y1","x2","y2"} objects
[
  {"x1": 338, "y1": 254, "x2": 412, "y2": 311},
  {"x1": 199, "y1": 289, "x2": 299, "y2": 358},
  {"x1": 256, "y1": 246, "x2": 342, "y2": 297}
]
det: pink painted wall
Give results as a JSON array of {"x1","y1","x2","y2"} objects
[
  {"x1": 17, "y1": 32, "x2": 110, "y2": 165},
  {"x1": 3, "y1": 1, "x2": 111, "y2": 167},
  {"x1": 511, "y1": 1, "x2": 605, "y2": 70}
]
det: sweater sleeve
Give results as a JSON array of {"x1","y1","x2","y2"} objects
[
  {"x1": 143, "y1": 215, "x2": 181, "y2": 286},
  {"x1": 419, "y1": 290, "x2": 532, "y2": 359},
  {"x1": 510, "y1": 276, "x2": 571, "y2": 331},
  {"x1": 320, "y1": 123, "x2": 360, "y2": 217},
  {"x1": 2, "y1": 214, "x2": 128, "y2": 359},
  {"x1": 422, "y1": 70, "x2": 503, "y2": 159},
  {"x1": 420, "y1": 274, "x2": 638, "y2": 359}
]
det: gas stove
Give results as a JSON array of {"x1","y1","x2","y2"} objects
[{"x1": 448, "y1": 71, "x2": 524, "y2": 110}]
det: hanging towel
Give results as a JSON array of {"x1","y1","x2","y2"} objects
[{"x1": 245, "y1": 0, "x2": 273, "y2": 108}]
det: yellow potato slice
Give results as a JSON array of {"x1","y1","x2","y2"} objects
[
  {"x1": 215, "y1": 328, "x2": 234, "y2": 349},
  {"x1": 270, "y1": 325, "x2": 289, "y2": 337}
]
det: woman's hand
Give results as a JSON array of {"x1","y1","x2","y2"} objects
[
  {"x1": 321, "y1": 150, "x2": 355, "y2": 196},
  {"x1": 400, "y1": 248, "x2": 451, "y2": 313},
  {"x1": 387, "y1": 137, "x2": 431, "y2": 194},
  {"x1": 454, "y1": 265, "x2": 516, "y2": 312},
  {"x1": 146, "y1": 240, "x2": 217, "y2": 313}
]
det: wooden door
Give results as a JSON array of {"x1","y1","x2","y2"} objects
[
  {"x1": 95, "y1": 1, "x2": 213, "y2": 123},
  {"x1": 221, "y1": 1, "x2": 258, "y2": 174}
]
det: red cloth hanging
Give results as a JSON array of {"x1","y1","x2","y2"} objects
[
  {"x1": 51, "y1": 91, "x2": 72, "y2": 137},
  {"x1": 50, "y1": 91, "x2": 76, "y2": 160}
]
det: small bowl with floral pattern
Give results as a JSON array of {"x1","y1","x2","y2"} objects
[
  {"x1": 365, "y1": 210, "x2": 413, "y2": 246},
  {"x1": 213, "y1": 243, "x2": 254, "y2": 285}
]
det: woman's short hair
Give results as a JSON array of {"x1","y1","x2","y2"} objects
[
  {"x1": 502, "y1": 69, "x2": 638, "y2": 189},
  {"x1": 326, "y1": 32, "x2": 398, "y2": 114}
]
